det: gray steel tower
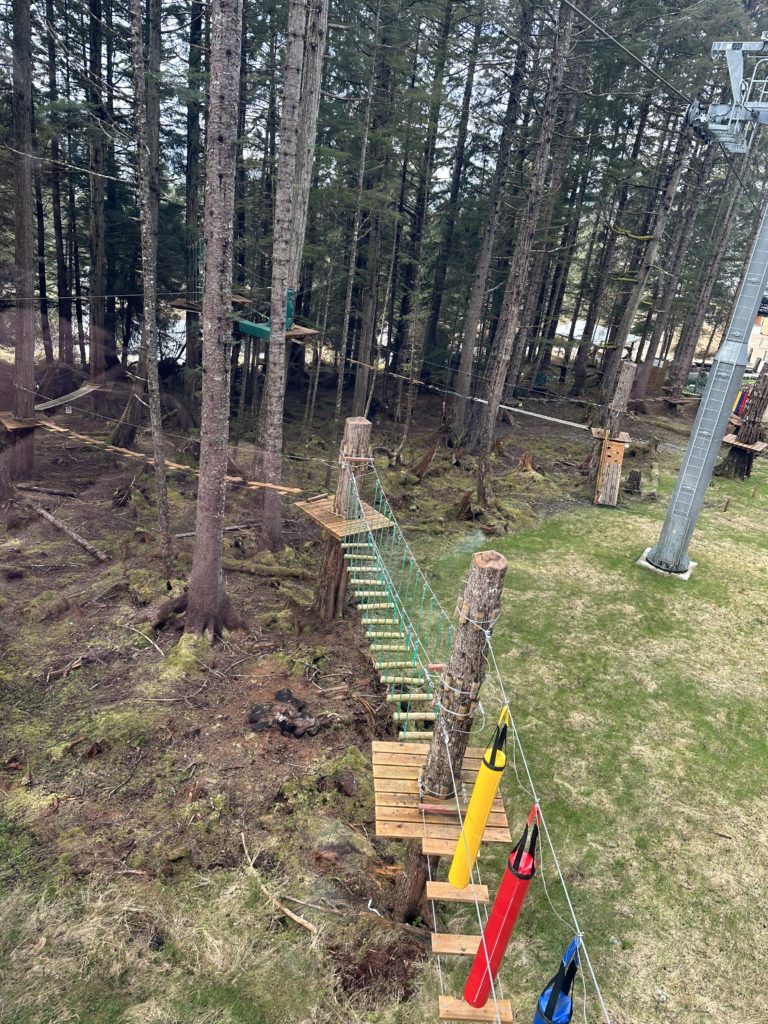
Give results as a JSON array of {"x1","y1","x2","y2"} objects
[
  {"x1": 643, "y1": 37, "x2": 768, "y2": 575},
  {"x1": 644, "y1": 200, "x2": 768, "y2": 573}
]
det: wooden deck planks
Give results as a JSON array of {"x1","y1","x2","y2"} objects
[
  {"x1": 426, "y1": 881, "x2": 489, "y2": 904},
  {"x1": 371, "y1": 741, "x2": 512, "y2": 847},
  {"x1": 438, "y1": 995, "x2": 514, "y2": 1022},
  {"x1": 295, "y1": 494, "x2": 391, "y2": 539},
  {"x1": 431, "y1": 933, "x2": 482, "y2": 955}
]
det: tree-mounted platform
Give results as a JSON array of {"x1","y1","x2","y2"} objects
[
  {"x1": 235, "y1": 318, "x2": 319, "y2": 342},
  {"x1": 372, "y1": 740, "x2": 515, "y2": 1023},
  {"x1": 0, "y1": 411, "x2": 44, "y2": 433},
  {"x1": 722, "y1": 433, "x2": 768, "y2": 453},
  {"x1": 169, "y1": 292, "x2": 255, "y2": 313},
  {"x1": 295, "y1": 493, "x2": 390, "y2": 539}
]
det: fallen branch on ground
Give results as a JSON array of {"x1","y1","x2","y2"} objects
[
  {"x1": 23, "y1": 498, "x2": 109, "y2": 562},
  {"x1": 17, "y1": 484, "x2": 79, "y2": 498},
  {"x1": 222, "y1": 559, "x2": 313, "y2": 581},
  {"x1": 241, "y1": 833, "x2": 318, "y2": 935}
]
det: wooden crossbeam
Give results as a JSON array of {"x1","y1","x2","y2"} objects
[
  {"x1": 431, "y1": 934, "x2": 481, "y2": 955},
  {"x1": 426, "y1": 881, "x2": 489, "y2": 904},
  {"x1": 438, "y1": 995, "x2": 514, "y2": 1022}
]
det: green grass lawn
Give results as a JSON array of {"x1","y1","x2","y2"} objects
[
  {"x1": 2, "y1": 436, "x2": 766, "y2": 1024},
  {"x1": 410, "y1": 457, "x2": 768, "y2": 1024}
]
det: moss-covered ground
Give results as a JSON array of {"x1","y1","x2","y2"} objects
[{"x1": 1, "y1": 377, "x2": 766, "y2": 1024}]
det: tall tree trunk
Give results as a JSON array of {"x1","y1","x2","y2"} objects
[
  {"x1": 260, "y1": 0, "x2": 308, "y2": 551},
  {"x1": 185, "y1": 0, "x2": 244, "y2": 636},
  {"x1": 423, "y1": 14, "x2": 481, "y2": 359},
  {"x1": 287, "y1": 0, "x2": 329, "y2": 295},
  {"x1": 633, "y1": 143, "x2": 718, "y2": 400},
  {"x1": 327, "y1": 5, "x2": 379, "y2": 464},
  {"x1": 185, "y1": 0, "x2": 204, "y2": 367},
  {"x1": 452, "y1": 0, "x2": 532, "y2": 434},
  {"x1": 352, "y1": 220, "x2": 381, "y2": 416},
  {"x1": 570, "y1": 78, "x2": 658, "y2": 396},
  {"x1": 88, "y1": 0, "x2": 107, "y2": 400},
  {"x1": 68, "y1": 185, "x2": 87, "y2": 368},
  {"x1": 716, "y1": 363, "x2": 768, "y2": 479},
  {"x1": 464, "y1": 0, "x2": 575, "y2": 455},
  {"x1": 130, "y1": 0, "x2": 173, "y2": 572},
  {"x1": 45, "y1": 0, "x2": 73, "y2": 365},
  {"x1": 11, "y1": 0, "x2": 35, "y2": 479},
  {"x1": 104, "y1": 0, "x2": 118, "y2": 370},
  {"x1": 665, "y1": 161, "x2": 746, "y2": 400},
  {"x1": 33, "y1": 145, "x2": 54, "y2": 366},
  {"x1": 509, "y1": 65, "x2": 583, "y2": 393},
  {"x1": 395, "y1": 0, "x2": 454, "y2": 456},
  {"x1": 597, "y1": 123, "x2": 694, "y2": 415}
]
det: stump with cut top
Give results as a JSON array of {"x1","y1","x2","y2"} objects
[
  {"x1": 311, "y1": 417, "x2": 373, "y2": 621},
  {"x1": 393, "y1": 549, "x2": 508, "y2": 923}
]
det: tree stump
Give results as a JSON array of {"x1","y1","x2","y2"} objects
[
  {"x1": 625, "y1": 469, "x2": 642, "y2": 494},
  {"x1": 313, "y1": 416, "x2": 372, "y2": 621},
  {"x1": 393, "y1": 549, "x2": 509, "y2": 923}
]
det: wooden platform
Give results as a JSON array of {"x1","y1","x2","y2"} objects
[
  {"x1": 372, "y1": 740, "x2": 512, "y2": 846},
  {"x1": 0, "y1": 411, "x2": 44, "y2": 432},
  {"x1": 590, "y1": 427, "x2": 631, "y2": 443},
  {"x1": 722, "y1": 433, "x2": 768, "y2": 453},
  {"x1": 296, "y1": 493, "x2": 391, "y2": 538}
]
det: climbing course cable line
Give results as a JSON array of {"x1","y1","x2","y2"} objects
[
  {"x1": 342, "y1": 460, "x2": 613, "y2": 1024},
  {"x1": 561, "y1": 0, "x2": 761, "y2": 214}
]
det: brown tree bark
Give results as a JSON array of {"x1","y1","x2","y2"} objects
[
  {"x1": 46, "y1": 0, "x2": 73, "y2": 366},
  {"x1": 88, "y1": 0, "x2": 107, "y2": 402},
  {"x1": 423, "y1": 14, "x2": 481, "y2": 359},
  {"x1": 395, "y1": 0, "x2": 454, "y2": 457},
  {"x1": 185, "y1": 0, "x2": 244, "y2": 637},
  {"x1": 185, "y1": 0, "x2": 204, "y2": 368},
  {"x1": 633, "y1": 144, "x2": 718, "y2": 400},
  {"x1": 393, "y1": 549, "x2": 508, "y2": 922},
  {"x1": 261, "y1": 0, "x2": 309, "y2": 550},
  {"x1": 463, "y1": 1, "x2": 574, "y2": 454},
  {"x1": 598, "y1": 123, "x2": 693, "y2": 409},
  {"x1": 130, "y1": 0, "x2": 173, "y2": 573},
  {"x1": 288, "y1": 0, "x2": 329, "y2": 294},
  {"x1": 32, "y1": 132, "x2": 54, "y2": 366},
  {"x1": 569, "y1": 75, "x2": 658, "y2": 397},
  {"x1": 314, "y1": 417, "x2": 372, "y2": 621},
  {"x1": 716, "y1": 364, "x2": 768, "y2": 479},
  {"x1": 665, "y1": 159, "x2": 746, "y2": 400},
  {"x1": 11, "y1": 0, "x2": 35, "y2": 480}
]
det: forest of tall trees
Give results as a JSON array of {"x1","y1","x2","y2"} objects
[{"x1": 2, "y1": 0, "x2": 767, "y2": 615}]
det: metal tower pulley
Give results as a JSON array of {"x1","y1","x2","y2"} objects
[{"x1": 687, "y1": 37, "x2": 768, "y2": 152}]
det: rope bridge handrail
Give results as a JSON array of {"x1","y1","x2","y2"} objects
[{"x1": 344, "y1": 460, "x2": 613, "y2": 1024}]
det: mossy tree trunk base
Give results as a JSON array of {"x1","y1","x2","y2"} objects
[{"x1": 314, "y1": 535, "x2": 347, "y2": 621}]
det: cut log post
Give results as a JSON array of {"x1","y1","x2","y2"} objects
[
  {"x1": 606, "y1": 359, "x2": 636, "y2": 438},
  {"x1": 422, "y1": 550, "x2": 508, "y2": 796},
  {"x1": 314, "y1": 416, "x2": 372, "y2": 621},
  {"x1": 393, "y1": 550, "x2": 508, "y2": 923}
]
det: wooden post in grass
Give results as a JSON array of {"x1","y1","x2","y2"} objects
[
  {"x1": 393, "y1": 549, "x2": 508, "y2": 922},
  {"x1": 314, "y1": 416, "x2": 372, "y2": 621}
]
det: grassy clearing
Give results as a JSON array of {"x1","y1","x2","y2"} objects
[
  {"x1": 411, "y1": 452, "x2": 768, "y2": 1024},
  {"x1": 2, "y1": 404, "x2": 767, "y2": 1024}
]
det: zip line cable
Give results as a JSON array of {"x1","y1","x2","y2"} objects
[{"x1": 561, "y1": 0, "x2": 762, "y2": 215}]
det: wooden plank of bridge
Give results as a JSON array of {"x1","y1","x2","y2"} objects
[
  {"x1": 438, "y1": 995, "x2": 514, "y2": 1022},
  {"x1": 295, "y1": 493, "x2": 391, "y2": 538},
  {"x1": 372, "y1": 738, "x2": 514, "y2": 1020},
  {"x1": 426, "y1": 881, "x2": 489, "y2": 904}
]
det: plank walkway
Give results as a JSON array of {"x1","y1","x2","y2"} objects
[
  {"x1": 295, "y1": 493, "x2": 391, "y2": 538},
  {"x1": 373, "y1": 740, "x2": 514, "y2": 1022}
]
